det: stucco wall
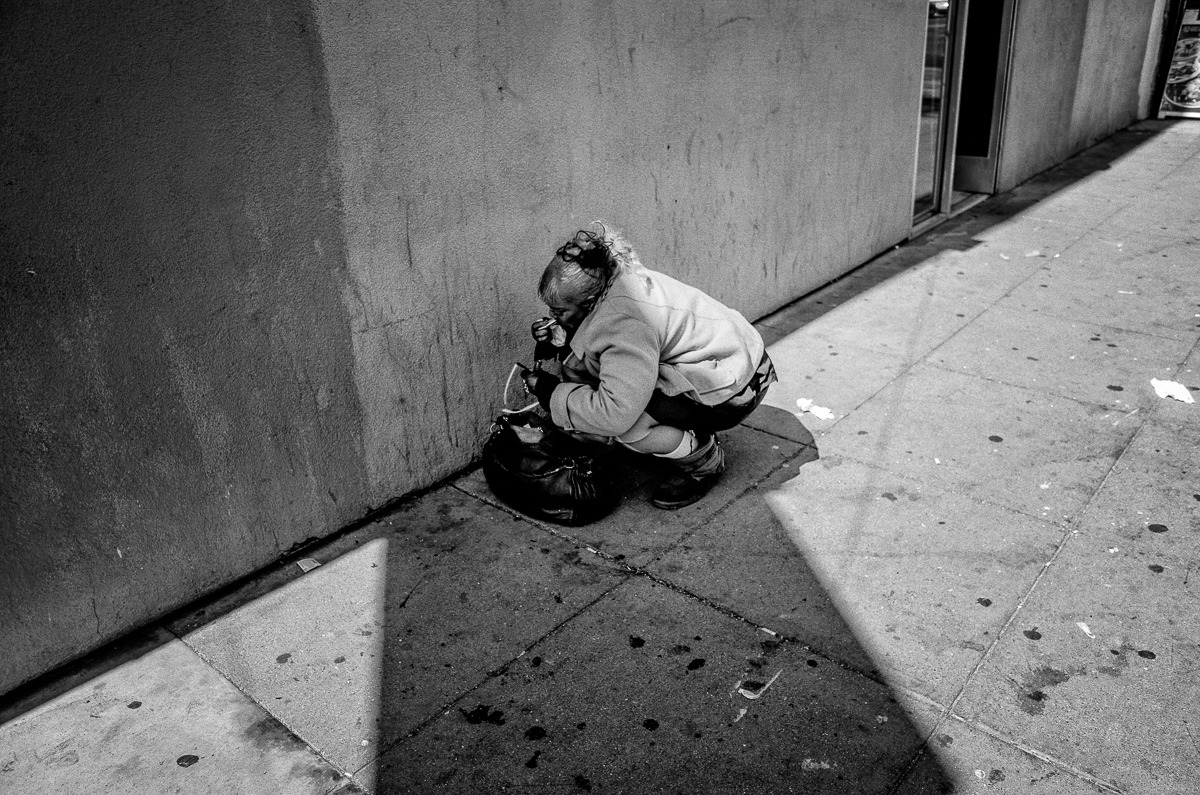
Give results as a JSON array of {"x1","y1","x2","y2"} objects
[
  {"x1": 997, "y1": 0, "x2": 1155, "y2": 192},
  {"x1": 0, "y1": 0, "x2": 972, "y2": 695},
  {"x1": 1, "y1": 0, "x2": 371, "y2": 693}
]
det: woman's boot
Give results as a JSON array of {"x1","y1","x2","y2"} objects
[{"x1": 650, "y1": 432, "x2": 725, "y2": 509}]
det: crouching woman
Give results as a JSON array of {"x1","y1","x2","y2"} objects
[{"x1": 522, "y1": 223, "x2": 776, "y2": 509}]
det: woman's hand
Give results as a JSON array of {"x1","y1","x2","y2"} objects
[
  {"x1": 531, "y1": 317, "x2": 556, "y2": 343},
  {"x1": 521, "y1": 368, "x2": 560, "y2": 410},
  {"x1": 532, "y1": 317, "x2": 568, "y2": 362}
]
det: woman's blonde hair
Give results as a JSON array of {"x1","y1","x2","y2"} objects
[{"x1": 538, "y1": 221, "x2": 641, "y2": 306}]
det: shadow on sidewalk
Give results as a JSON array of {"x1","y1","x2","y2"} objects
[{"x1": 358, "y1": 405, "x2": 955, "y2": 793}]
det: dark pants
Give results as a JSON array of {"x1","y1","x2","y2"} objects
[{"x1": 645, "y1": 353, "x2": 775, "y2": 434}]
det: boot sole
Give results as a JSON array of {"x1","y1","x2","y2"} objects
[
  {"x1": 650, "y1": 494, "x2": 706, "y2": 510},
  {"x1": 649, "y1": 472, "x2": 724, "y2": 510}
]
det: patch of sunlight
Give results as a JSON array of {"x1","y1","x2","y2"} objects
[{"x1": 180, "y1": 537, "x2": 391, "y2": 790}]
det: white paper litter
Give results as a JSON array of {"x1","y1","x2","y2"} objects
[
  {"x1": 1076, "y1": 621, "x2": 1095, "y2": 639},
  {"x1": 737, "y1": 669, "x2": 783, "y2": 701},
  {"x1": 796, "y1": 398, "x2": 835, "y2": 421},
  {"x1": 1151, "y1": 378, "x2": 1194, "y2": 403},
  {"x1": 297, "y1": 558, "x2": 322, "y2": 572}
]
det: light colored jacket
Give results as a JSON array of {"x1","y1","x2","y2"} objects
[{"x1": 548, "y1": 266, "x2": 765, "y2": 436}]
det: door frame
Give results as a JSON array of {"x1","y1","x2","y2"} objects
[{"x1": 912, "y1": 0, "x2": 972, "y2": 236}]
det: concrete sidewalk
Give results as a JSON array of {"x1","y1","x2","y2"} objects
[{"x1": 2, "y1": 120, "x2": 1197, "y2": 795}]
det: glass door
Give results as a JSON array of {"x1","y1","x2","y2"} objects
[
  {"x1": 954, "y1": 0, "x2": 1017, "y2": 193},
  {"x1": 913, "y1": 0, "x2": 971, "y2": 229}
]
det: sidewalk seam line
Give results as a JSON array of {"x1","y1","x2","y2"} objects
[
  {"x1": 167, "y1": 629, "x2": 361, "y2": 789},
  {"x1": 809, "y1": 446, "x2": 1075, "y2": 530},
  {"x1": 357, "y1": 578, "x2": 630, "y2": 773},
  {"x1": 918, "y1": 358, "x2": 1172, "y2": 416},
  {"x1": 945, "y1": 712, "x2": 1130, "y2": 795},
  {"x1": 451, "y1": 477, "x2": 894, "y2": 690}
]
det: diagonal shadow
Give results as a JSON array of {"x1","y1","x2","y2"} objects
[{"x1": 361, "y1": 404, "x2": 955, "y2": 794}]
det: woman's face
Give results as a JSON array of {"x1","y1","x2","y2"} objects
[
  {"x1": 545, "y1": 294, "x2": 591, "y2": 331},
  {"x1": 541, "y1": 256, "x2": 599, "y2": 331}
]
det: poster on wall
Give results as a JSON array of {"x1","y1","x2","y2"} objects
[{"x1": 1161, "y1": 3, "x2": 1200, "y2": 118}]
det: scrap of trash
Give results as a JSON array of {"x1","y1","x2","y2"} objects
[
  {"x1": 297, "y1": 558, "x2": 322, "y2": 573},
  {"x1": 731, "y1": 669, "x2": 784, "y2": 721},
  {"x1": 796, "y1": 398, "x2": 835, "y2": 421},
  {"x1": 735, "y1": 669, "x2": 783, "y2": 701},
  {"x1": 1150, "y1": 378, "x2": 1194, "y2": 404}
]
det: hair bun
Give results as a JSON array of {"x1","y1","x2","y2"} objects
[{"x1": 556, "y1": 229, "x2": 612, "y2": 274}]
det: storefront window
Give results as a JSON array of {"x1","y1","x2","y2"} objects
[{"x1": 914, "y1": 0, "x2": 951, "y2": 219}]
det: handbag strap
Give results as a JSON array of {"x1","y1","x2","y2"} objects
[{"x1": 501, "y1": 361, "x2": 540, "y2": 415}]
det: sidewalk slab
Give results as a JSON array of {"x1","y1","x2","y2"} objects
[
  {"x1": 947, "y1": 413, "x2": 1200, "y2": 795},
  {"x1": 756, "y1": 455, "x2": 1061, "y2": 704},
  {"x1": 790, "y1": 286, "x2": 986, "y2": 368},
  {"x1": 642, "y1": 474, "x2": 870, "y2": 670},
  {"x1": 0, "y1": 629, "x2": 355, "y2": 794},
  {"x1": 178, "y1": 488, "x2": 627, "y2": 788},
  {"x1": 1045, "y1": 416, "x2": 1200, "y2": 567},
  {"x1": 949, "y1": 528, "x2": 1199, "y2": 795},
  {"x1": 752, "y1": 335, "x2": 911, "y2": 439},
  {"x1": 818, "y1": 363, "x2": 1141, "y2": 521},
  {"x1": 965, "y1": 215, "x2": 1093, "y2": 258},
  {"x1": 368, "y1": 576, "x2": 946, "y2": 794},
  {"x1": 1017, "y1": 187, "x2": 1131, "y2": 230},
  {"x1": 995, "y1": 236, "x2": 1200, "y2": 341},
  {"x1": 769, "y1": 261, "x2": 993, "y2": 366},
  {"x1": 1103, "y1": 191, "x2": 1200, "y2": 241},
  {"x1": 897, "y1": 245, "x2": 1044, "y2": 306},
  {"x1": 924, "y1": 303, "x2": 1194, "y2": 411}
]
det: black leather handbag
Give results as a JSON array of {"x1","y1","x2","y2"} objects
[{"x1": 481, "y1": 406, "x2": 618, "y2": 526}]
